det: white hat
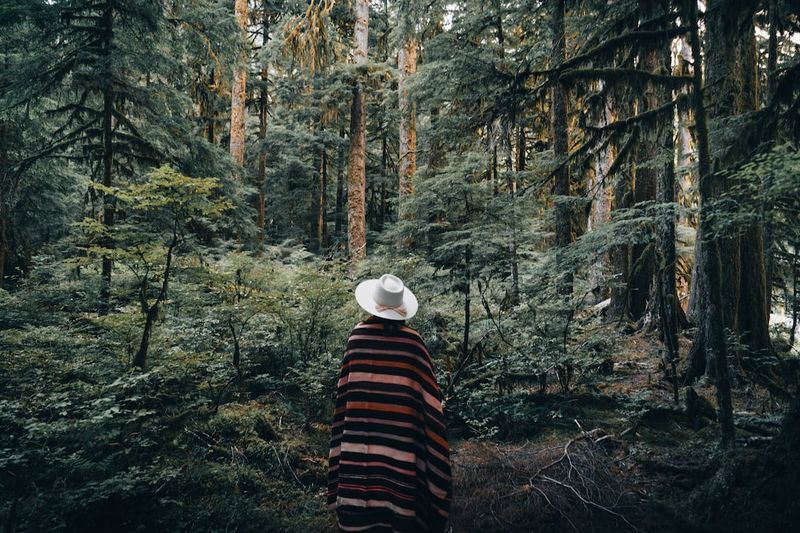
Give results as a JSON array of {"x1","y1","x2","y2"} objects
[{"x1": 355, "y1": 274, "x2": 419, "y2": 321}]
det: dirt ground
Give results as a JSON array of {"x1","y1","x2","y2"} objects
[{"x1": 446, "y1": 328, "x2": 798, "y2": 533}]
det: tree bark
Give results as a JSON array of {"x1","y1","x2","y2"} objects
[
  {"x1": 685, "y1": 0, "x2": 735, "y2": 449},
  {"x1": 321, "y1": 149, "x2": 329, "y2": 248},
  {"x1": 687, "y1": 0, "x2": 770, "y2": 378},
  {"x1": 588, "y1": 82, "x2": 613, "y2": 299},
  {"x1": 347, "y1": 0, "x2": 369, "y2": 265},
  {"x1": 335, "y1": 128, "x2": 345, "y2": 237},
  {"x1": 99, "y1": 0, "x2": 115, "y2": 316},
  {"x1": 398, "y1": 36, "x2": 417, "y2": 215},
  {"x1": 639, "y1": 0, "x2": 675, "y2": 331},
  {"x1": 736, "y1": 3, "x2": 771, "y2": 360},
  {"x1": 0, "y1": 120, "x2": 7, "y2": 289},
  {"x1": 256, "y1": 3, "x2": 270, "y2": 252},
  {"x1": 763, "y1": 0, "x2": 778, "y2": 309},
  {"x1": 133, "y1": 230, "x2": 176, "y2": 371},
  {"x1": 207, "y1": 68, "x2": 216, "y2": 144},
  {"x1": 551, "y1": 0, "x2": 572, "y2": 295},
  {"x1": 310, "y1": 146, "x2": 322, "y2": 252},
  {"x1": 229, "y1": 0, "x2": 249, "y2": 169}
]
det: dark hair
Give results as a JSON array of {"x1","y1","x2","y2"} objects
[{"x1": 372, "y1": 315, "x2": 405, "y2": 334}]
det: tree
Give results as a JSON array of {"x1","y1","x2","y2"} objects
[
  {"x1": 397, "y1": 2, "x2": 417, "y2": 215},
  {"x1": 347, "y1": 0, "x2": 369, "y2": 264},
  {"x1": 685, "y1": 0, "x2": 772, "y2": 380},
  {"x1": 551, "y1": 0, "x2": 572, "y2": 295},
  {"x1": 683, "y1": 0, "x2": 735, "y2": 448},
  {"x1": 78, "y1": 166, "x2": 231, "y2": 370},
  {"x1": 230, "y1": 0, "x2": 249, "y2": 170}
]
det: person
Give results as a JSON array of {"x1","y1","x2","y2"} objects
[{"x1": 327, "y1": 274, "x2": 452, "y2": 533}]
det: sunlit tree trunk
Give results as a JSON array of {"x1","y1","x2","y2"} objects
[
  {"x1": 587, "y1": 81, "x2": 613, "y2": 298},
  {"x1": 229, "y1": 0, "x2": 248, "y2": 169},
  {"x1": 347, "y1": 0, "x2": 369, "y2": 265},
  {"x1": 398, "y1": 36, "x2": 417, "y2": 213}
]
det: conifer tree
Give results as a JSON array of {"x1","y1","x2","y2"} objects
[
  {"x1": 347, "y1": 0, "x2": 369, "y2": 264},
  {"x1": 230, "y1": 0, "x2": 249, "y2": 170}
]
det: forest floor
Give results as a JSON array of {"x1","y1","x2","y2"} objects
[{"x1": 441, "y1": 328, "x2": 794, "y2": 533}]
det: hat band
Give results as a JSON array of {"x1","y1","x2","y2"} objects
[{"x1": 375, "y1": 303, "x2": 407, "y2": 317}]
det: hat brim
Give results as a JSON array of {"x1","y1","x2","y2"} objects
[{"x1": 355, "y1": 279, "x2": 419, "y2": 321}]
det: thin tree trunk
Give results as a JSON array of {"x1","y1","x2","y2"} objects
[
  {"x1": 133, "y1": 230, "x2": 177, "y2": 370},
  {"x1": 320, "y1": 149, "x2": 328, "y2": 248},
  {"x1": 256, "y1": 3, "x2": 270, "y2": 252},
  {"x1": 0, "y1": 120, "x2": 7, "y2": 289},
  {"x1": 764, "y1": 0, "x2": 778, "y2": 308},
  {"x1": 256, "y1": 72, "x2": 267, "y2": 251},
  {"x1": 310, "y1": 147, "x2": 322, "y2": 252},
  {"x1": 207, "y1": 68, "x2": 216, "y2": 144},
  {"x1": 229, "y1": 0, "x2": 249, "y2": 169},
  {"x1": 347, "y1": 0, "x2": 369, "y2": 265},
  {"x1": 99, "y1": 0, "x2": 115, "y2": 316},
  {"x1": 685, "y1": 0, "x2": 735, "y2": 449},
  {"x1": 335, "y1": 128, "x2": 345, "y2": 237},
  {"x1": 790, "y1": 252, "x2": 798, "y2": 346},
  {"x1": 398, "y1": 36, "x2": 417, "y2": 215},
  {"x1": 462, "y1": 246, "x2": 472, "y2": 365}
]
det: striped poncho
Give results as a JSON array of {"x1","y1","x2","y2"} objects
[{"x1": 327, "y1": 316, "x2": 452, "y2": 532}]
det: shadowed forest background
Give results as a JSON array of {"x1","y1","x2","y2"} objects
[{"x1": 1, "y1": 0, "x2": 800, "y2": 531}]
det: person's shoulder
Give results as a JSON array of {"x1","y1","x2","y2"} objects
[{"x1": 399, "y1": 325, "x2": 426, "y2": 343}]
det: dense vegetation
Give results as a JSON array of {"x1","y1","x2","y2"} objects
[{"x1": 1, "y1": 0, "x2": 799, "y2": 531}]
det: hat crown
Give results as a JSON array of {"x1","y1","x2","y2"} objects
[{"x1": 373, "y1": 274, "x2": 404, "y2": 307}]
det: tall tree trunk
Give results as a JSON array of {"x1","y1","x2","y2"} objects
[
  {"x1": 347, "y1": 0, "x2": 369, "y2": 265},
  {"x1": 335, "y1": 128, "x2": 345, "y2": 237},
  {"x1": 640, "y1": 0, "x2": 675, "y2": 330},
  {"x1": 685, "y1": 0, "x2": 735, "y2": 449},
  {"x1": 763, "y1": 0, "x2": 779, "y2": 309},
  {"x1": 0, "y1": 204, "x2": 6, "y2": 289},
  {"x1": 229, "y1": 0, "x2": 249, "y2": 169},
  {"x1": 256, "y1": 3, "x2": 270, "y2": 252},
  {"x1": 207, "y1": 68, "x2": 216, "y2": 144},
  {"x1": 0, "y1": 120, "x2": 7, "y2": 289},
  {"x1": 630, "y1": 1, "x2": 662, "y2": 321},
  {"x1": 736, "y1": 6, "x2": 772, "y2": 361},
  {"x1": 687, "y1": 0, "x2": 769, "y2": 379},
  {"x1": 99, "y1": 0, "x2": 115, "y2": 316},
  {"x1": 642, "y1": 0, "x2": 680, "y2": 399},
  {"x1": 310, "y1": 146, "x2": 322, "y2": 253},
  {"x1": 398, "y1": 35, "x2": 417, "y2": 215},
  {"x1": 551, "y1": 0, "x2": 572, "y2": 295},
  {"x1": 588, "y1": 82, "x2": 613, "y2": 299},
  {"x1": 321, "y1": 149, "x2": 329, "y2": 248}
]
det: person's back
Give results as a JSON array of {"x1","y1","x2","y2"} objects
[{"x1": 327, "y1": 275, "x2": 451, "y2": 533}]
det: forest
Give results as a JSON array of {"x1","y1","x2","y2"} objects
[{"x1": 1, "y1": 0, "x2": 799, "y2": 531}]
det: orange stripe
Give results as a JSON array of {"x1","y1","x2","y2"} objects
[
  {"x1": 346, "y1": 401, "x2": 424, "y2": 420},
  {"x1": 343, "y1": 359, "x2": 436, "y2": 388}
]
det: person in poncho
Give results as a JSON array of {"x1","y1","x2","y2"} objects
[{"x1": 327, "y1": 274, "x2": 452, "y2": 533}]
